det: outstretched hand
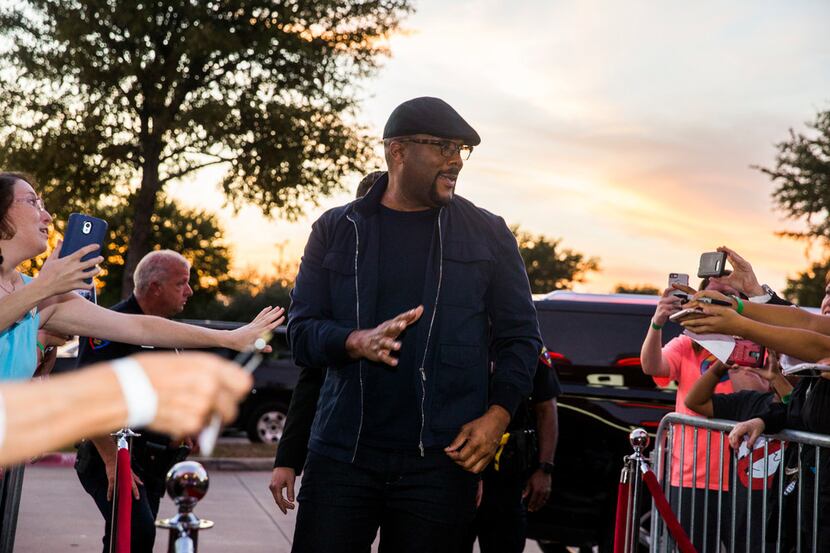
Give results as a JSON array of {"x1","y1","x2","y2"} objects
[
  {"x1": 710, "y1": 246, "x2": 764, "y2": 297},
  {"x1": 678, "y1": 303, "x2": 741, "y2": 335},
  {"x1": 345, "y1": 306, "x2": 424, "y2": 366},
  {"x1": 229, "y1": 306, "x2": 285, "y2": 352}
]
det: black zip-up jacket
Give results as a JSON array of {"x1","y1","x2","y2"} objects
[{"x1": 288, "y1": 174, "x2": 541, "y2": 464}]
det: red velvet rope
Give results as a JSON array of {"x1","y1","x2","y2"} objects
[
  {"x1": 641, "y1": 467, "x2": 698, "y2": 553},
  {"x1": 115, "y1": 447, "x2": 132, "y2": 553},
  {"x1": 613, "y1": 480, "x2": 630, "y2": 553}
]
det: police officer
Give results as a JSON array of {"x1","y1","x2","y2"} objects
[
  {"x1": 465, "y1": 349, "x2": 561, "y2": 553},
  {"x1": 74, "y1": 250, "x2": 194, "y2": 553}
]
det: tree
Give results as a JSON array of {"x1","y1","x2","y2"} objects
[
  {"x1": 511, "y1": 226, "x2": 600, "y2": 294},
  {"x1": 783, "y1": 259, "x2": 829, "y2": 308},
  {"x1": 757, "y1": 109, "x2": 830, "y2": 245},
  {"x1": 0, "y1": 0, "x2": 412, "y2": 295},
  {"x1": 614, "y1": 284, "x2": 660, "y2": 295},
  {"x1": 94, "y1": 197, "x2": 237, "y2": 316}
]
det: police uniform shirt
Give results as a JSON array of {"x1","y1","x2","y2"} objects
[
  {"x1": 507, "y1": 352, "x2": 562, "y2": 433},
  {"x1": 76, "y1": 294, "x2": 172, "y2": 458}
]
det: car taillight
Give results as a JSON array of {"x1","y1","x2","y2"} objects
[
  {"x1": 614, "y1": 356, "x2": 641, "y2": 367},
  {"x1": 546, "y1": 350, "x2": 571, "y2": 365}
]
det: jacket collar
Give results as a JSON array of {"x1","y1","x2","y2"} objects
[
  {"x1": 348, "y1": 172, "x2": 451, "y2": 226},
  {"x1": 349, "y1": 172, "x2": 389, "y2": 220}
]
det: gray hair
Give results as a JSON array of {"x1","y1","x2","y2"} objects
[{"x1": 133, "y1": 250, "x2": 190, "y2": 294}]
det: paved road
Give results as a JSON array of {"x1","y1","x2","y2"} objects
[{"x1": 16, "y1": 465, "x2": 546, "y2": 552}]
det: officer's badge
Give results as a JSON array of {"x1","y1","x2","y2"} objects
[
  {"x1": 539, "y1": 347, "x2": 553, "y2": 367},
  {"x1": 89, "y1": 337, "x2": 110, "y2": 350}
]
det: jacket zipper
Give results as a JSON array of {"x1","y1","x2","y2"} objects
[
  {"x1": 417, "y1": 208, "x2": 444, "y2": 457},
  {"x1": 346, "y1": 214, "x2": 364, "y2": 463}
]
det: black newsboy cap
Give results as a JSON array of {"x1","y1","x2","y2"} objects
[{"x1": 383, "y1": 97, "x2": 481, "y2": 146}]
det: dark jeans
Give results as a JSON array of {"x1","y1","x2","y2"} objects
[
  {"x1": 463, "y1": 470, "x2": 527, "y2": 553},
  {"x1": 76, "y1": 458, "x2": 163, "y2": 553},
  {"x1": 292, "y1": 450, "x2": 478, "y2": 553},
  {"x1": 668, "y1": 486, "x2": 731, "y2": 553}
]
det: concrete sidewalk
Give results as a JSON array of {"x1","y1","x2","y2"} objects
[{"x1": 15, "y1": 465, "x2": 544, "y2": 552}]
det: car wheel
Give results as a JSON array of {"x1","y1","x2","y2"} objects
[{"x1": 246, "y1": 401, "x2": 288, "y2": 444}]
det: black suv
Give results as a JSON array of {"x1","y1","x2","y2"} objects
[{"x1": 528, "y1": 291, "x2": 681, "y2": 552}]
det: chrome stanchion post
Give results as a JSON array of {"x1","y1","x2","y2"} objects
[
  {"x1": 628, "y1": 428, "x2": 650, "y2": 553},
  {"x1": 110, "y1": 427, "x2": 139, "y2": 553},
  {"x1": 156, "y1": 461, "x2": 214, "y2": 553}
]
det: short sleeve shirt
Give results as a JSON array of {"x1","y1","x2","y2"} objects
[{"x1": 663, "y1": 335, "x2": 733, "y2": 490}]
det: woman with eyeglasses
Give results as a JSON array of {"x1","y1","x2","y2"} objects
[{"x1": 0, "y1": 171, "x2": 285, "y2": 381}]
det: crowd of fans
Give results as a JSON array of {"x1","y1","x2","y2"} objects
[{"x1": 643, "y1": 245, "x2": 830, "y2": 552}]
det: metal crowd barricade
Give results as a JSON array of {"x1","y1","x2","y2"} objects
[{"x1": 615, "y1": 413, "x2": 830, "y2": 553}]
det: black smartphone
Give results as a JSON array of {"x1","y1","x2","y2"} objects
[
  {"x1": 697, "y1": 251, "x2": 727, "y2": 278},
  {"x1": 60, "y1": 213, "x2": 108, "y2": 285}
]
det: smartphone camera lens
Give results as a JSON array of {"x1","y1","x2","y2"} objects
[{"x1": 82, "y1": 221, "x2": 92, "y2": 235}]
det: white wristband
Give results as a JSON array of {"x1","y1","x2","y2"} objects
[
  {"x1": 111, "y1": 358, "x2": 158, "y2": 428},
  {"x1": 0, "y1": 390, "x2": 6, "y2": 451}
]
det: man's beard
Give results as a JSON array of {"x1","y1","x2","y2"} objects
[{"x1": 428, "y1": 174, "x2": 456, "y2": 207}]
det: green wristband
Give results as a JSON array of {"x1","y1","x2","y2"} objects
[
  {"x1": 782, "y1": 393, "x2": 792, "y2": 405},
  {"x1": 36, "y1": 341, "x2": 45, "y2": 355},
  {"x1": 651, "y1": 320, "x2": 663, "y2": 331},
  {"x1": 735, "y1": 297, "x2": 745, "y2": 315}
]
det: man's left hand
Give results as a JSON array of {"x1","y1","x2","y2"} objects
[
  {"x1": 523, "y1": 470, "x2": 552, "y2": 512},
  {"x1": 445, "y1": 406, "x2": 510, "y2": 473}
]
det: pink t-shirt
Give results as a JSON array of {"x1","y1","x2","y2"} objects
[{"x1": 663, "y1": 335, "x2": 733, "y2": 490}]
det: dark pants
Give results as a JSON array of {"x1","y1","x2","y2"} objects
[
  {"x1": 0, "y1": 465, "x2": 24, "y2": 553},
  {"x1": 668, "y1": 486, "x2": 731, "y2": 553},
  {"x1": 76, "y1": 454, "x2": 164, "y2": 553},
  {"x1": 292, "y1": 450, "x2": 478, "y2": 553},
  {"x1": 464, "y1": 470, "x2": 527, "y2": 553}
]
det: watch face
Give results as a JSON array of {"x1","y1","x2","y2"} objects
[{"x1": 540, "y1": 462, "x2": 555, "y2": 474}]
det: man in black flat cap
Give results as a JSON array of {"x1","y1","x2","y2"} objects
[{"x1": 287, "y1": 97, "x2": 541, "y2": 552}]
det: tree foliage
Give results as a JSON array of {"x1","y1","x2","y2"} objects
[
  {"x1": 95, "y1": 197, "x2": 237, "y2": 316},
  {"x1": 783, "y1": 259, "x2": 829, "y2": 308},
  {"x1": 0, "y1": 0, "x2": 412, "y2": 293},
  {"x1": 757, "y1": 109, "x2": 830, "y2": 245},
  {"x1": 511, "y1": 226, "x2": 600, "y2": 294},
  {"x1": 614, "y1": 284, "x2": 660, "y2": 295}
]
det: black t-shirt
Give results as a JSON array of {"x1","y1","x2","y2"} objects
[
  {"x1": 360, "y1": 205, "x2": 437, "y2": 450},
  {"x1": 711, "y1": 390, "x2": 776, "y2": 422},
  {"x1": 508, "y1": 356, "x2": 562, "y2": 432}
]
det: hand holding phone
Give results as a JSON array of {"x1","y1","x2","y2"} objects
[
  {"x1": 668, "y1": 273, "x2": 691, "y2": 300},
  {"x1": 669, "y1": 307, "x2": 707, "y2": 323},
  {"x1": 727, "y1": 339, "x2": 765, "y2": 368},
  {"x1": 698, "y1": 252, "x2": 727, "y2": 278},
  {"x1": 60, "y1": 213, "x2": 108, "y2": 285}
]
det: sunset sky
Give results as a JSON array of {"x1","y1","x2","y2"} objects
[{"x1": 166, "y1": 0, "x2": 830, "y2": 297}]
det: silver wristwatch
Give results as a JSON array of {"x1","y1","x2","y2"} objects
[{"x1": 748, "y1": 284, "x2": 775, "y2": 304}]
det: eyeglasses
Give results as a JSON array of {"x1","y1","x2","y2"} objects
[
  {"x1": 395, "y1": 138, "x2": 474, "y2": 160},
  {"x1": 14, "y1": 195, "x2": 47, "y2": 213}
]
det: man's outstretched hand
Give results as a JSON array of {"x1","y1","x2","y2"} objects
[
  {"x1": 445, "y1": 406, "x2": 511, "y2": 473},
  {"x1": 345, "y1": 306, "x2": 424, "y2": 366}
]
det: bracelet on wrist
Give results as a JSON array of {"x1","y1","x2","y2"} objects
[
  {"x1": 651, "y1": 320, "x2": 663, "y2": 331},
  {"x1": 735, "y1": 297, "x2": 745, "y2": 315}
]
